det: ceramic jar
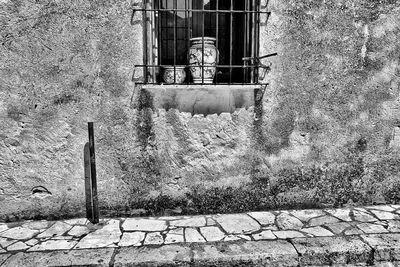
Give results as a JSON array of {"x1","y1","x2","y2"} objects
[
  {"x1": 189, "y1": 37, "x2": 219, "y2": 84},
  {"x1": 163, "y1": 66, "x2": 186, "y2": 84}
]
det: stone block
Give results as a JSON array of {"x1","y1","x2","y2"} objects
[
  {"x1": 214, "y1": 214, "x2": 261, "y2": 234},
  {"x1": 122, "y1": 218, "x2": 167, "y2": 232},
  {"x1": 361, "y1": 233, "x2": 400, "y2": 262},
  {"x1": 292, "y1": 236, "x2": 372, "y2": 265},
  {"x1": 114, "y1": 245, "x2": 191, "y2": 267},
  {"x1": 191, "y1": 240, "x2": 298, "y2": 267},
  {"x1": 1, "y1": 248, "x2": 114, "y2": 267}
]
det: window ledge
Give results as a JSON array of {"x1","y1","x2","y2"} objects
[{"x1": 142, "y1": 84, "x2": 263, "y2": 115}]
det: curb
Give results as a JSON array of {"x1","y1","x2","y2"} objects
[{"x1": 1, "y1": 233, "x2": 399, "y2": 266}]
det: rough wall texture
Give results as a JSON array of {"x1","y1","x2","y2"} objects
[{"x1": 0, "y1": 0, "x2": 399, "y2": 221}]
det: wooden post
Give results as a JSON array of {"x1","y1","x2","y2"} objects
[{"x1": 88, "y1": 122, "x2": 99, "y2": 223}]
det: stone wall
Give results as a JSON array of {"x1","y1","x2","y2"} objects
[{"x1": 0, "y1": 0, "x2": 399, "y2": 221}]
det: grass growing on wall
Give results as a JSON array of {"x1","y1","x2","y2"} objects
[{"x1": 100, "y1": 150, "x2": 400, "y2": 217}]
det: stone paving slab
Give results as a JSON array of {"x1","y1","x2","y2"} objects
[
  {"x1": 0, "y1": 205, "x2": 399, "y2": 266},
  {"x1": 1, "y1": 248, "x2": 115, "y2": 267},
  {"x1": 191, "y1": 240, "x2": 299, "y2": 267},
  {"x1": 361, "y1": 233, "x2": 400, "y2": 262},
  {"x1": 291, "y1": 236, "x2": 372, "y2": 266},
  {"x1": 114, "y1": 245, "x2": 192, "y2": 267}
]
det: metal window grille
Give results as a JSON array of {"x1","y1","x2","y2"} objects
[{"x1": 136, "y1": 0, "x2": 268, "y2": 85}]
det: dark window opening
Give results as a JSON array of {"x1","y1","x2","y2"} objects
[{"x1": 139, "y1": 0, "x2": 266, "y2": 85}]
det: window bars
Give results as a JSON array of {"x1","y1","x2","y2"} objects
[{"x1": 136, "y1": 0, "x2": 270, "y2": 85}]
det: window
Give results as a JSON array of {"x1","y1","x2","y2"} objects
[{"x1": 137, "y1": 0, "x2": 267, "y2": 85}]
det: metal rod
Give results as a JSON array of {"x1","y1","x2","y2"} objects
[
  {"x1": 157, "y1": 0, "x2": 162, "y2": 82},
  {"x1": 229, "y1": 0, "x2": 233, "y2": 84},
  {"x1": 83, "y1": 142, "x2": 92, "y2": 221},
  {"x1": 186, "y1": 0, "x2": 189, "y2": 84},
  {"x1": 243, "y1": 0, "x2": 247, "y2": 84},
  {"x1": 135, "y1": 8, "x2": 269, "y2": 13},
  {"x1": 143, "y1": 6, "x2": 148, "y2": 83},
  {"x1": 136, "y1": 64, "x2": 260, "y2": 67},
  {"x1": 215, "y1": 0, "x2": 219, "y2": 84},
  {"x1": 88, "y1": 122, "x2": 99, "y2": 224},
  {"x1": 174, "y1": 0, "x2": 177, "y2": 83},
  {"x1": 255, "y1": 0, "x2": 261, "y2": 83},
  {"x1": 202, "y1": 0, "x2": 204, "y2": 84}
]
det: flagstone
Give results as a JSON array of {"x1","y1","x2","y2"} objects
[
  {"x1": 357, "y1": 223, "x2": 389, "y2": 234},
  {"x1": 247, "y1": 211, "x2": 275, "y2": 225},
  {"x1": 169, "y1": 216, "x2": 206, "y2": 227},
  {"x1": 252, "y1": 230, "x2": 276, "y2": 240},
  {"x1": 308, "y1": 215, "x2": 340, "y2": 226},
  {"x1": 122, "y1": 218, "x2": 167, "y2": 232},
  {"x1": 273, "y1": 230, "x2": 305, "y2": 239},
  {"x1": 36, "y1": 221, "x2": 72, "y2": 238},
  {"x1": 29, "y1": 239, "x2": 77, "y2": 251},
  {"x1": 67, "y1": 225, "x2": 91, "y2": 237},
  {"x1": 262, "y1": 225, "x2": 279, "y2": 231},
  {"x1": 51, "y1": 236, "x2": 74, "y2": 240},
  {"x1": 23, "y1": 221, "x2": 53, "y2": 231},
  {"x1": 301, "y1": 226, "x2": 334, "y2": 237},
  {"x1": 25, "y1": 239, "x2": 38, "y2": 246},
  {"x1": 238, "y1": 234, "x2": 252, "y2": 241},
  {"x1": 353, "y1": 210, "x2": 378, "y2": 222},
  {"x1": 0, "y1": 248, "x2": 5, "y2": 253},
  {"x1": 6, "y1": 242, "x2": 29, "y2": 251},
  {"x1": 276, "y1": 213, "x2": 303, "y2": 230},
  {"x1": 74, "y1": 219, "x2": 121, "y2": 249},
  {"x1": 369, "y1": 209, "x2": 399, "y2": 220},
  {"x1": 206, "y1": 218, "x2": 217, "y2": 226},
  {"x1": 223, "y1": 235, "x2": 241, "y2": 241},
  {"x1": 289, "y1": 209, "x2": 326, "y2": 222},
  {"x1": 390, "y1": 205, "x2": 400, "y2": 209},
  {"x1": 0, "y1": 225, "x2": 9, "y2": 233},
  {"x1": 325, "y1": 208, "x2": 352, "y2": 222},
  {"x1": 118, "y1": 232, "x2": 145, "y2": 247},
  {"x1": 164, "y1": 228, "x2": 184, "y2": 244},
  {"x1": 388, "y1": 220, "x2": 400, "y2": 232},
  {"x1": 143, "y1": 232, "x2": 164, "y2": 245},
  {"x1": 366, "y1": 205, "x2": 395, "y2": 212},
  {"x1": 324, "y1": 222, "x2": 351, "y2": 234},
  {"x1": 200, "y1": 226, "x2": 225, "y2": 241},
  {"x1": 0, "y1": 238, "x2": 17, "y2": 248},
  {"x1": 63, "y1": 218, "x2": 89, "y2": 225},
  {"x1": 184, "y1": 228, "x2": 206, "y2": 243},
  {"x1": 343, "y1": 227, "x2": 364, "y2": 235},
  {"x1": 0, "y1": 227, "x2": 39, "y2": 240},
  {"x1": 215, "y1": 214, "x2": 261, "y2": 234}
]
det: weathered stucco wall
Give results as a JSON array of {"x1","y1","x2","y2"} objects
[{"x1": 0, "y1": 0, "x2": 399, "y2": 221}]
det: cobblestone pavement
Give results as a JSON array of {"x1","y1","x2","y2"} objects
[{"x1": 0, "y1": 205, "x2": 399, "y2": 266}]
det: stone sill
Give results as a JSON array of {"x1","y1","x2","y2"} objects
[{"x1": 142, "y1": 84, "x2": 262, "y2": 115}]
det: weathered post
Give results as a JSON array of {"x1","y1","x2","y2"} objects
[
  {"x1": 84, "y1": 142, "x2": 92, "y2": 220},
  {"x1": 87, "y1": 122, "x2": 99, "y2": 223}
]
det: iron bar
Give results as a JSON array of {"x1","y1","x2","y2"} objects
[
  {"x1": 88, "y1": 122, "x2": 99, "y2": 224},
  {"x1": 229, "y1": 0, "x2": 233, "y2": 84},
  {"x1": 215, "y1": 0, "x2": 219, "y2": 84},
  {"x1": 135, "y1": 8, "x2": 269, "y2": 13},
  {"x1": 202, "y1": 0, "x2": 204, "y2": 84},
  {"x1": 83, "y1": 142, "x2": 92, "y2": 221},
  {"x1": 173, "y1": 0, "x2": 177, "y2": 83}
]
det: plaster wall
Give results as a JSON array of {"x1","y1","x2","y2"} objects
[{"x1": 0, "y1": 0, "x2": 399, "y2": 220}]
